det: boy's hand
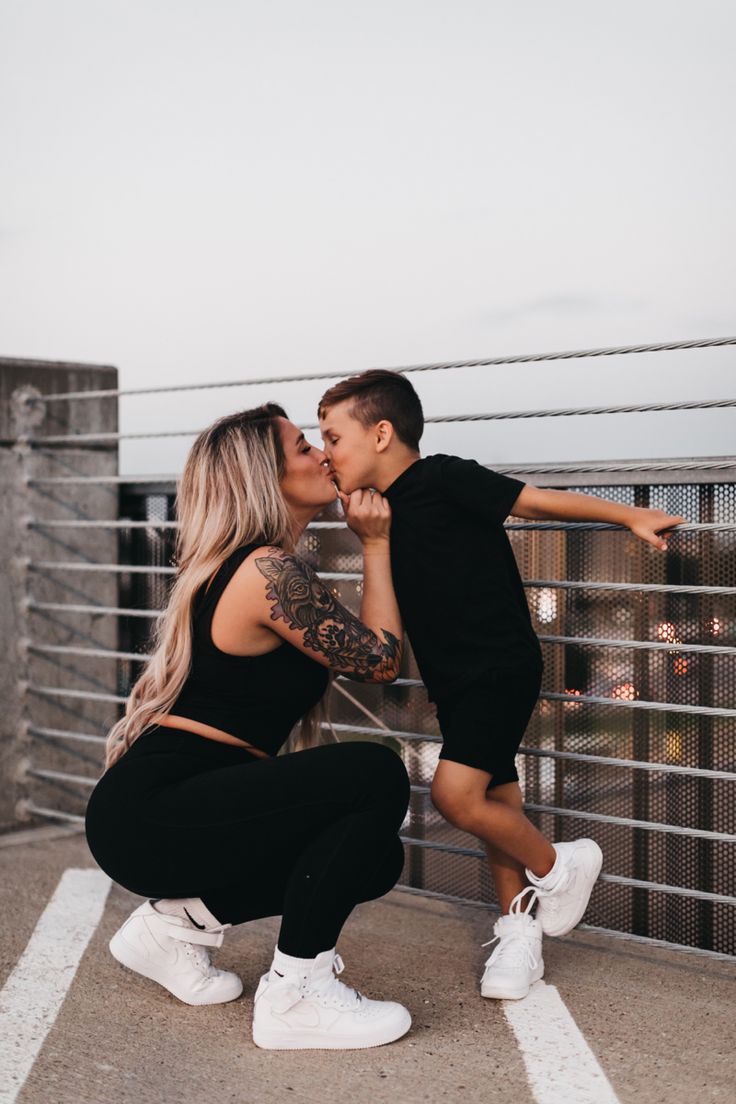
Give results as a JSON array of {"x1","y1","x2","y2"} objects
[
  {"x1": 627, "y1": 507, "x2": 687, "y2": 551},
  {"x1": 336, "y1": 487, "x2": 392, "y2": 546}
]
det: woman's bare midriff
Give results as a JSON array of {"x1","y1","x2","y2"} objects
[{"x1": 151, "y1": 714, "x2": 271, "y2": 759}]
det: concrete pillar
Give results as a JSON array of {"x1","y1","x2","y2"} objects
[{"x1": 0, "y1": 357, "x2": 118, "y2": 831}]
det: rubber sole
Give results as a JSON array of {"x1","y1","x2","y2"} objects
[
  {"x1": 252, "y1": 1009, "x2": 412, "y2": 1050},
  {"x1": 538, "y1": 840, "x2": 603, "y2": 937},
  {"x1": 481, "y1": 962, "x2": 545, "y2": 1000},
  {"x1": 109, "y1": 930, "x2": 243, "y2": 1006}
]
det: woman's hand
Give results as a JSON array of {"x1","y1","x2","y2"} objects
[{"x1": 337, "y1": 487, "x2": 391, "y2": 547}]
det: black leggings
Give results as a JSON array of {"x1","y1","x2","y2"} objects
[{"x1": 84, "y1": 726, "x2": 410, "y2": 957}]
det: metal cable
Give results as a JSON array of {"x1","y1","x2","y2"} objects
[
  {"x1": 27, "y1": 766, "x2": 96, "y2": 788},
  {"x1": 19, "y1": 396, "x2": 736, "y2": 446},
  {"x1": 26, "y1": 561, "x2": 357, "y2": 581},
  {"x1": 27, "y1": 600, "x2": 161, "y2": 618},
  {"x1": 404, "y1": 794, "x2": 736, "y2": 841},
  {"x1": 22, "y1": 516, "x2": 736, "y2": 536},
  {"x1": 22, "y1": 718, "x2": 736, "y2": 781},
  {"x1": 25, "y1": 474, "x2": 180, "y2": 483},
  {"x1": 326, "y1": 723, "x2": 736, "y2": 780},
  {"x1": 535, "y1": 634, "x2": 736, "y2": 657},
  {"x1": 301, "y1": 396, "x2": 736, "y2": 432},
  {"x1": 24, "y1": 571, "x2": 736, "y2": 609},
  {"x1": 18, "y1": 802, "x2": 84, "y2": 825},
  {"x1": 367, "y1": 674, "x2": 736, "y2": 712},
  {"x1": 19, "y1": 521, "x2": 735, "y2": 574},
  {"x1": 25, "y1": 629, "x2": 736, "y2": 663},
  {"x1": 525, "y1": 578, "x2": 736, "y2": 595},
  {"x1": 22, "y1": 455, "x2": 736, "y2": 483},
  {"x1": 27, "y1": 685, "x2": 127, "y2": 704},
  {"x1": 28, "y1": 724, "x2": 106, "y2": 746},
  {"x1": 28, "y1": 520, "x2": 180, "y2": 530},
  {"x1": 395, "y1": 857, "x2": 736, "y2": 907},
  {"x1": 25, "y1": 680, "x2": 736, "y2": 719},
  {"x1": 392, "y1": 885, "x2": 736, "y2": 962},
  {"x1": 501, "y1": 458, "x2": 736, "y2": 475},
  {"x1": 19, "y1": 334, "x2": 736, "y2": 403}
]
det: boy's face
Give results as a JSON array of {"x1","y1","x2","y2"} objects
[{"x1": 319, "y1": 400, "x2": 382, "y2": 495}]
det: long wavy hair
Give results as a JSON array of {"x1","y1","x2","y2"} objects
[{"x1": 103, "y1": 402, "x2": 335, "y2": 770}]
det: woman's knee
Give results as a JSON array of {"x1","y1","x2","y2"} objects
[
  {"x1": 340, "y1": 740, "x2": 410, "y2": 810},
  {"x1": 354, "y1": 834, "x2": 405, "y2": 904}
]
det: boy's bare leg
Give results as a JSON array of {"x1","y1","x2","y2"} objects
[
  {"x1": 431, "y1": 760, "x2": 556, "y2": 881},
  {"x1": 485, "y1": 782, "x2": 533, "y2": 914}
]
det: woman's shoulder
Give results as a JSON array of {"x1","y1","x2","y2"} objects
[
  {"x1": 202, "y1": 543, "x2": 292, "y2": 599},
  {"x1": 229, "y1": 544, "x2": 314, "y2": 585},
  {"x1": 237, "y1": 544, "x2": 302, "y2": 566}
]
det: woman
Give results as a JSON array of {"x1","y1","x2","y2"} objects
[{"x1": 84, "y1": 402, "x2": 412, "y2": 1051}]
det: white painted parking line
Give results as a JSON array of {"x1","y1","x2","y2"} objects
[
  {"x1": 502, "y1": 980, "x2": 621, "y2": 1104},
  {"x1": 0, "y1": 867, "x2": 111, "y2": 1104}
]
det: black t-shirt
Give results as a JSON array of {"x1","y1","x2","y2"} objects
[{"x1": 383, "y1": 453, "x2": 543, "y2": 703}]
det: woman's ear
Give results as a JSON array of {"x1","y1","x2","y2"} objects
[{"x1": 375, "y1": 420, "x2": 394, "y2": 453}]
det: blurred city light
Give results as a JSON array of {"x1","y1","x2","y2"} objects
[
  {"x1": 664, "y1": 730, "x2": 684, "y2": 763},
  {"x1": 536, "y1": 587, "x2": 557, "y2": 624},
  {"x1": 611, "y1": 681, "x2": 637, "y2": 700},
  {"x1": 655, "y1": 621, "x2": 679, "y2": 644}
]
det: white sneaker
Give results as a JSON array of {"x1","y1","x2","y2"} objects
[
  {"x1": 525, "y1": 839, "x2": 603, "y2": 937},
  {"x1": 480, "y1": 886, "x2": 544, "y2": 1000},
  {"x1": 252, "y1": 947, "x2": 411, "y2": 1050},
  {"x1": 108, "y1": 900, "x2": 243, "y2": 1005}
]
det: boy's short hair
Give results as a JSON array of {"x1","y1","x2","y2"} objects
[{"x1": 318, "y1": 369, "x2": 424, "y2": 451}]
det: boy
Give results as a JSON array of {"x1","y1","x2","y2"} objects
[{"x1": 318, "y1": 368, "x2": 686, "y2": 1000}]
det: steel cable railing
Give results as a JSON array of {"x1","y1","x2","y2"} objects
[
  {"x1": 22, "y1": 456, "x2": 736, "y2": 484},
  {"x1": 10, "y1": 332, "x2": 736, "y2": 959},
  {"x1": 18, "y1": 333, "x2": 736, "y2": 403}
]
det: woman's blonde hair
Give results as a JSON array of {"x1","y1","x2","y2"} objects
[{"x1": 103, "y1": 402, "x2": 335, "y2": 770}]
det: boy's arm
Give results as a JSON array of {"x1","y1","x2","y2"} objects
[{"x1": 511, "y1": 485, "x2": 687, "y2": 552}]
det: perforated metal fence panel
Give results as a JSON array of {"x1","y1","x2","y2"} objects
[{"x1": 111, "y1": 477, "x2": 735, "y2": 957}]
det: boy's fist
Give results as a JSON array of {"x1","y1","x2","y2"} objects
[{"x1": 337, "y1": 487, "x2": 392, "y2": 545}]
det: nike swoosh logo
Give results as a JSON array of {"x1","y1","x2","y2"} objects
[
  {"x1": 274, "y1": 1003, "x2": 322, "y2": 1029},
  {"x1": 183, "y1": 908, "x2": 206, "y2": 930}
]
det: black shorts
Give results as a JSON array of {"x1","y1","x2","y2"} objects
[{"x1": 434, "y1": 660, "x2": 543, "y2": 787}]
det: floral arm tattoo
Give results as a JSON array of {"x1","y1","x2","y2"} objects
[{"x1": 256, "y1": 551, "x2": 402, "y2": 682}]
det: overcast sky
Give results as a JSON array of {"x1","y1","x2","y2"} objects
[{"x1": 2, "y1": 0, "x2": 734, "y2": 474}]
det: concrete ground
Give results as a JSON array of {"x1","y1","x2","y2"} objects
[{"x1": 1, "y1": 825, "x2": 734, "y2": 1104}]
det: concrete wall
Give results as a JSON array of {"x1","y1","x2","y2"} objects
[{"x1": 0, "y1": 358, "x2": 118, "y2": 831}]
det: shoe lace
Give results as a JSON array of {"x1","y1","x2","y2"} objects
[
  {"x1": 308, "y1": 954, "x2": 363, "y2": 1010},
  {"x1": 181, "y1": 940, "x2": 218, "y2": 978},
  {"x1": 482, "y1": 931, "x2": 540, "y2": 971},
  {"x1": 481, "y1": 886, "x2": 541, "y2": 971},
  {"x1": 508, "y1": 885, "x2": 539, "y2": 917}
]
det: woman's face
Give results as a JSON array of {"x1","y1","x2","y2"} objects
[{"x1": 276, "y1": 417, "x2": 338, "y2": 514}]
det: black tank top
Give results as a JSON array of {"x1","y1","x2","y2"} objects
[{"x1": 167, "y1": 544, "x2": 330, "y2": 755}]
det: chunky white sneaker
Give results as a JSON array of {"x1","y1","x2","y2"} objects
[
  {"x1": 525, "y1": 839, "x2": 603, "y2": 937},
  {"x1": 108, "y1": 900, "x2": 243, "y2": 1005},
  {"x1": 480, "y1": 886, "x2": 544, "y2": 1000},
  {"x1": 252, "y1": 948, "x2": 411, "y2": 1050}
]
